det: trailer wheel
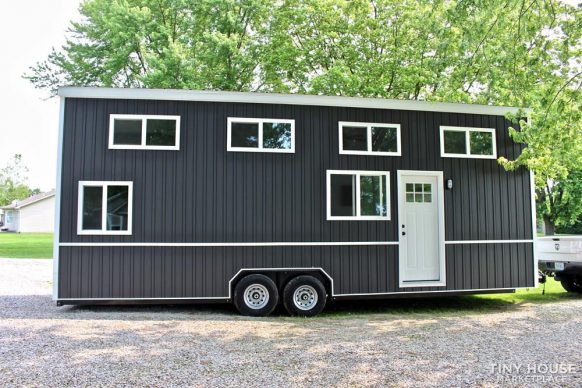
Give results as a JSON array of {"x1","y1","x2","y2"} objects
[
  {"x1": 233, "y1": 274, "x2": 279, "y2": 316},
  {"x1": 560, "y1": 276, "x2": 582, "y2": 294},
  {"x1": 283, "y1": 275, "x2": 327, "y2": 317}
]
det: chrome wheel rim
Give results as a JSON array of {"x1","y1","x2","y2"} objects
[
  {"x1": 293, "y1": 285, "x2": 318, "y2": 311},
  {"x1": 243, "y1": 283, "x2": 270, "y2": 310}
]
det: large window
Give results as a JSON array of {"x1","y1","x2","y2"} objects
[
  {"x1": 227, "y1": 117, "x2": 295, "y2": 153},
  {"x1": 77, "y1": 181, "x2": 133, "y2": 235},
  {"x1": 109, "y1": 115, "x2": 180, "y2": 150},
  {"x1": 326, "y1": 170, "x2": 390, "y2": 220},
  {"x1": 338, "y1": 122, "x2": 401, "y2": 156},
  {"x1": 440, "y1": 126, "x2": 497, "y2": 159}
]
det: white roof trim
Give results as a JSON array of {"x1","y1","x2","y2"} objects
[
  {"x1": 57, "y1": 87, "x2": 529, "y2": 116},
  {"x1": 1, "y1": 192, "x2": 55, "y2": 210}
]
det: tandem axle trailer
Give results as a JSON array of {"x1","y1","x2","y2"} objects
[{"x1": 53, "y1": 87, "x2": 536, "y2": 316}]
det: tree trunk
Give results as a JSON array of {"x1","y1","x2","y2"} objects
[{"x1": 543, "y1": 215, "x2": 555, "y2": 236}]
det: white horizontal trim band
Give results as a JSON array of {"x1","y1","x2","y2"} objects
[
  {"x1": 59, "y1": 239, "x2": 533, "y2": 247},
  {"x1": 59, "y1": 241, "x2": 400, "y2": 247},
  {"x1": 57, "y1": 87, "x2": 528, "y2": 116},
  {"x1": 445, "y1": 240, "x2": 533, "y2": 244}
]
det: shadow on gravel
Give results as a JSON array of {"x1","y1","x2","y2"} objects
[
  {"x1": 323, "y1": 296, "x2": 523, "y2": 318},
  {"x1": 1, "y1": 290, "x2": 579, "y2": 322}
]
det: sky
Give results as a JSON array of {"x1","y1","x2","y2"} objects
[{"x1": 0, "y1": 0, "x2": 81, "y2": 191}]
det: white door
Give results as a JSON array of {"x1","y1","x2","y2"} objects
[{"x1": 398, "y1": 171, "x2": 445, "y2": 286}]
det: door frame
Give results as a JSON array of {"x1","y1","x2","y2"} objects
[{"x1": 397, "y1": 170, "x2": 446, "y2": 288}]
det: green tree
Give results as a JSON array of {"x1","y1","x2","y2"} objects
[
  {"x1": 0, "y1": 155, "x2": 39, "y2": 206},
  {"x1": 27, "y1": 0, "x2": 274, "y2": 94},
  {"x1": 27, "y1": 0, "x2": 582, "y2": 233}
]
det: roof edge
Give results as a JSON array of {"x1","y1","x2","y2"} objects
[
  {"x1": 57, "y1": 87, "x2": 531, "y2": 116},
  {"x1": 1, "y1": 192, "x2": 56, "y2": 210}
]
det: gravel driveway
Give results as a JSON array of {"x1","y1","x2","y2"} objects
[{"x1": 0, "y1": 258, "x2": 580, "y2": 387}]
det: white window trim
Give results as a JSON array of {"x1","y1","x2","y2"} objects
[
  {"x1": 108, "y1": 114, "x2": 181, "y2": 150},
  {"x1": 227, "y1": 117, "x2": 295, "y2": 153},
  {"x1": 439, "y1": 126, "x2": 497, "y2": 159},
  {"x1": 77, "y1": 181, "x2": 133, "y2": 235},
  {"x1": 338, "y1": 121, "x2": 401, "y2": 156},
  {"x1": 326, "y1": 170, "x2": 391, "y2": 221}
]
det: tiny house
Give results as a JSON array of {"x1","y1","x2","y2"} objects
[{"x1": 53, "y1": 87, "x2": 536, "y2": 316}]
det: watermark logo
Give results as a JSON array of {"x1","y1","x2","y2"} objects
[{"x1": 490, "y1": 363, "x2": 578, "y2": 384}]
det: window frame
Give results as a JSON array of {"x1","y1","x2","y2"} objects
[
  {"x1": 77, "y1": 181, "x2": 133, "y2": 235},
  {"x1": 338, "y1": 121, "x2": 402, "y2": 156},
  {"x1": 227, "y1": 117, "x2": 295, "y2": 153},
  {"x1": 326, "y1": 170, "x2": 391, "y2": 221},
  {"x1": 108, "y1": 114, "x2": 181, "y2": 150},
  {"x1": 439, "y1": 126, "x2": 497, "y2": 159}
]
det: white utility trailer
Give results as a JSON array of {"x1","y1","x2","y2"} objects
[{"x1": 537, "y1": 236, "x2": 582, "y2": 293}]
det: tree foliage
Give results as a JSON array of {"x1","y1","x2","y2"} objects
[
  {"x1": 0, "y1": 155, "x2": 40, "y2": 206},
  {"x1": 27, "y1": 0, "x2": 274, "y2": 93},
  {"x1": 26, "y1": 0, "x2": 582, "y2": 232}
]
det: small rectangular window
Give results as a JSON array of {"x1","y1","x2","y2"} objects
[
  {"x1": 443, "y1": 130, "x2": 466, "y2": 154},
  {"x1": 113, "y1": 120, "x2": 142, "y2": 145},
  {"x1": 327, "y1": 170, "x2": 390, "y2": 220},
  {"x1": 440, "y1": 126, "x2": 496, "y2": 159},
  {"x1": 77, "y1": 181, "x2": 133, "y2": 235},
  {"x1": 405, "y1": 182, "x2": 432, "y2": 203},
  {"x1": 339, "y1": 122, "x2": 401, "y2": 156},
  {"x1": 109, "y1": 115, "x2": 180, "y2": 150},
  {"x1": 342, "y1": 126, "x2": 368, "y2": 151},
  {"x1": 227, "y1": 117, "x2": 295, "y2": 153}
]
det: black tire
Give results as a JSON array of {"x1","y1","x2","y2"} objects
[
  {"x1": 560, "y1": 276, "x2": 582, "y2": 294},
  {"x1": 233, "y1": 274, "x2": 279, "y2": 316},
  {"x1": 283, "y1": 275, "x2": 327, "y2": 317}
]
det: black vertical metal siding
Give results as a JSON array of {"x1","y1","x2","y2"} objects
[{"x1": 57, "y1": 97, "x2": 535, "y2": 299}]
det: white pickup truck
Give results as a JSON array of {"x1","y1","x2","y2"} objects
[{"x1": 537, "y1": 236, "x2": 582, "y2": 293}]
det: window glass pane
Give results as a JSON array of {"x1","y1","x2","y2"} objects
[
  {"x1": 415, "y1": 193, "x2": 423, "y2": 202},
  {"x1": 470, "y1": 131, "x2": 493, "y2": 155},
  {"x1": 424, "y1": 194, "x2": 432, "y2": 202},
  {"x1": 423, "y1": 183, "x2": 431, "y2": 193},
  {"x1": 406, "y1": 193, "x2": 414, "y2": 202},
  {"x1": 106, "y1": 186, "x2": 129, "y2": 231},
  {"x1": 231, "y1": 122, "x2": 259, "y2": 148},
  {"x1": 82, "y1": 186, "x2": 102, "y2": 230},
  {"x1": 443, "y1": 130, "x2": 466, "y2": 154},
  {"x1": 263, "y1": 122, "x2": 292, "y2": 149},
  {"x1": 146, "y1": 119, "x2": 176, "y2": 146},
  {"x1": 330, "y1": 174, "x2": 355, "y2": 216},
  {"x1": 406, "y1": 183, "x2": 414, "y2": 192},
  {"x1": 360, "y1": 175, "x2": 387, "y2": 216},
  {"x1": 414, "y1": 183, "x2": 422, "y2": 192},
  {"x1": 342, "y1": 126, "x2": 367, "y2": 151},
  {"x1": 371, "y1": 127, "x2": 397, "y2": 152},
  {"x1": 113, "y1": 119, "x2": 142, "y2": 145}
]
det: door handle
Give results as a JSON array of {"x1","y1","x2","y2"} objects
[{"x1": 402, "y1": 231, "x2": 406, "y2": 236}]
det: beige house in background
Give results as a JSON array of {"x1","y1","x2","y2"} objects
[{"x1": 1, "y1": 190, "x2": 55, "y2": 233}]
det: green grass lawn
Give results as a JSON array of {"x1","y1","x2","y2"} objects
[
  {"x1": 476, "y1": 276, "x2": 571, "y2": 304},
  {"x1": 0, "y1": 233, "x2": 53, "y2": 258}
]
